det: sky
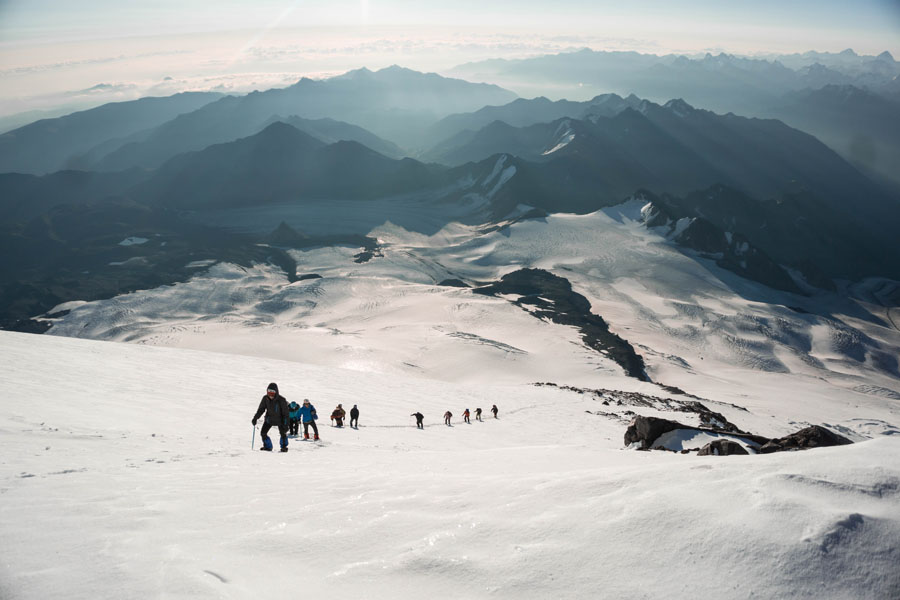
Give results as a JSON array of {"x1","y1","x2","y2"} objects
[{"x1": 1, "y1": 0, "x2": 899, "y2": 118}]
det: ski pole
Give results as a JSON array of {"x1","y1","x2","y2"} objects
[{"x1": 251, "y1": 424, "x2": 257, "y2": 449}]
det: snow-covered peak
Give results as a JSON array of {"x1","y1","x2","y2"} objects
[
  {"x1": 664, "y1": 98, "x2": 695, "y2": 118},
  {"x1": 542, "y1": 120, "x2": 575, "y2": 155}
]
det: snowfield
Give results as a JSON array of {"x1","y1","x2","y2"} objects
[
  {"x1": 3, "y1": 201, "x2": 900, "y2": 598},
  {"x1": 1, "y1": 331, "x2": 899, "y2": 599}
]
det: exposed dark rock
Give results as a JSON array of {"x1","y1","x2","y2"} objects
[
  {"x1": 476, "y1": 269, "x2": 649, "y2": 380},
  {"x1": 264, "y1": 221, "x2": 310, "y2": 247},
  {"x1": 438, "y1": 279, "x2": 470, "y2": 288},
  {"x1": 758, "y1": 425, "x2": 853, "y2": 453},
  {"x1": 354, "y1": 249, "x2": 381, "y2": 263},
  {"x1": 624, "y1": 416, "x2": 686, "y2": 449},
  {"x1": 697, "y1": 439, "x2": 750, "y2": 456},
  {"x1": 353, "y1": 237, "x2": 384, "y2": 264},
  {"x1": 2, "y1": 318, "x2": 52, "y2": 334},
  {"x1": 298, "y1": 273, "x2": 322, "y2": 281},
  {"x1": 623, "y1": 414, "x2": 769, "y2": 451},
  {"x1": 535, "y1": 382, "x2": 750, "y2": 431},
  {"x1": 639, "y1": 195, "x2": 803, "y2": 294}
]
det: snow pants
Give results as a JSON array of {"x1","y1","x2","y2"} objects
[
  {"x1": 261, "y1": 422, "x2": 289, "y2": 449},
  {"x1": 350, "y1": 416, "x2": 358, "y2": 428},
  {"x1": 303, "y1": 421, "x2": 319, "y2": 437},
  {"x1": 289, "y1": 418, "x2": 300, "y2": 436}
]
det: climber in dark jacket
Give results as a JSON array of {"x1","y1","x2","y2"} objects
[
  {"x1": 350, "y1": 404, "x2": 360, "y2": 428},
  {"x1": 252, "y1": 383, "x2": 290, "y2": 452}
]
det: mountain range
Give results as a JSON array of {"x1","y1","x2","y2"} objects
[
  {"x1": 1, "y1": 64, "x2": 899, "y2": 334},
  {"x1": 448, "y1": 49, "x2": 900, "y2": 185}
]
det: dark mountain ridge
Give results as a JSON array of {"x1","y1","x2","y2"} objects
[
  {"x1": 92, "y1": 66, "x2": 516, "y2": 172},
  {"x1": 135, "y1": 122, "x2": 448, "y2": 209},
  {"x1": 0, "y1": 92, "x2": 223, "y2": 175}
]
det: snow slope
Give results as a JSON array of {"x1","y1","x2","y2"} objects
[
  {"x1": 1, "y1": 331, "x2": 899, "y2": 599},
  {"x1": 6, "y1": 197, "x2": 900, "y2": 597},
  {"x1": 45, "y1": 202, "x2": 900, "y2": 438}
]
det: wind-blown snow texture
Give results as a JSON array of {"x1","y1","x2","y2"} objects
[
  {"x1": 4, "y1": 199, "x2": 900, "y2": 598},
  {"x1": 1, "y1": 332, "x2": 899, "y2": 599}
]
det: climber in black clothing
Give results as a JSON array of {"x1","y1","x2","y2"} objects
[{"x1": 252, "y1": 383, "x2": 290, "y2": 452}]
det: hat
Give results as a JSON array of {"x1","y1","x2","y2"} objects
[{"x1": 267, "y1": 383, "x2": 278, "y2": 393}]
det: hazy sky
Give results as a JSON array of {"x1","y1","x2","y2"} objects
[{"x1": 1, "y1": 0, "x2": 899, "y2": 118}]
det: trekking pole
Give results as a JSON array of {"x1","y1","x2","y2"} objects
[{"x1": 251, "y1": 424, "x2": 257, "y2": 450}]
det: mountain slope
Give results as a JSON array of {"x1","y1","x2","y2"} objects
[
  {"x1": 2, "y1": 330, "x2": 898, "y2": 598},
  {"x1": 136, "y1": 122, "x2": 447, "y2": 209},
  {"x1": 95, "y1": 67, "x2": 516, "y2": 171},
  {"x1": 425, "y1": 93, "x2": 643, "y2": 150},
  {"x1": 268, "y1": 115, "x2": 405, "y2": 159},
  {"x1": 763, "y1": 84, "x2": 900, "y2": 185},
  {"x1": 0, "y1": 92, "x2": 223, "y2": 175}
]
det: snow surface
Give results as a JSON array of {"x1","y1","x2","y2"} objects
[
  {"x1": 6, "y1": 200, "x2": 900, "y2": 598},
  {"x1": 1, "y1": 331, "x2": 899, "y2": 599}
]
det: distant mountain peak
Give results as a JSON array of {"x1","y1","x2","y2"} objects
[
  {"x1": 335, "y1": 67, "x2": 374, "y2": 80},
  {"x1": 664, "y1": 98, "x2": 695, "y2": 117},
  {"x1": 839, "y1": 48, "x2": 858, "y2": 56},
  {"x1": 256, "y1": 120, "x2": 305, "y2": 139},
  {"x1": 876, "y1": 50, "x2": 895, "y2": 62}
]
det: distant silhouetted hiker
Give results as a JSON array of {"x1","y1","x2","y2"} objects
[
  {"x1": 251, "y1": 383, "x2": 290, "y2": 452},
  {"x1": 444, "y1": 411, "x2": 452, "y2": 426},
  {"x1": 475, "y1": 407, "x2": 483, "y2": 421},
  {"x1": 299, "y1": 399, "x2": 319, "y2": 441},
  {"x1": 288, "y1": 400, "x2": 301, "y2": 436},
  {"x1": 331, "y1": 404, "x2": 346, "y2": 427},
  {"x1": 412, "y1": 412, "x2": 424, "y2": 429},
  {"x1": 463, "y1": 408, "x2": 471, "y2": 424},
  {"x1": 491, "y1": 405, "x2": 498, "y2": 419},
  {"x1": 350, "y1": 404, "x2": 360, "y2": 428}
]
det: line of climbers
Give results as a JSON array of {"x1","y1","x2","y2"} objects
[{"x1": 252, "y1": 382, "x2": 498, "y2": 452}]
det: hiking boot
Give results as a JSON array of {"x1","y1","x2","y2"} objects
[
  {"x1": 280, "y1": 447, "x2": 289, "y2": 453},
  {"x1": 304, "y1": 432, "x2": 309, "y2": 440},
  {"x1": 259, "y1": 446, "x2": 272, "y2": 451},
  {"x1": 314, "y1": 434, "x2": 320, "y2": 441}
]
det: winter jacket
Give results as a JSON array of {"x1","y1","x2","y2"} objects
[
  {"x1": 298, "y1": 403, "x2": 318, "y2": 423},
  {"x1": 288, "y1": 401, "x2": 300, "y2": 420},
  {"x1": 254, "y1": 393, "x2": 290, "y2": 427},
  {"x1": 350, "y1": 406, "x2": 359, "y2": 419},
  {"x1": 332, "y1": 406, "x2": 346, "y2": 419}
]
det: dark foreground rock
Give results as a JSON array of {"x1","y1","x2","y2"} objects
[
  {"x1": 624, "y1": 416, "x2": 689, "y2": 450},
  {"x1": 698, "y1": 439, "x2": 749, "y2": 456},
  {"x1": 624, "y1": 415, "x2": 768, "y2": 451},
  {"x1": 758, "y1": 425, "x2": 853, "y2": 453}
]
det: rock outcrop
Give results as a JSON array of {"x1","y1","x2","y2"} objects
[
  {"x1": 758, "y1": 425, "x2": 852, "y2": 453},
  {"x1": 697, "y1": 439, "x2": 749, "y2": 456},
  {"x1": 624, "y1": 416, "x2": 691, "y2": 450}
]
